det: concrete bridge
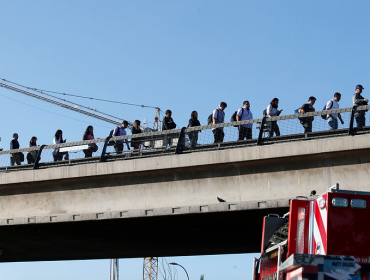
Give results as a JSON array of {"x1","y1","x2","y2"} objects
[{"x1": 0, "y1": 133, "x2": 370, "y2": 262}]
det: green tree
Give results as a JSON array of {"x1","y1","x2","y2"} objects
[{"x1": 200, "y1": 274, "x2": 204, "y2": 280}]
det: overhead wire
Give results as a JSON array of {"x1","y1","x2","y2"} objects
[
  {"x1": 0, "y1": 78, "x2": 159, "y2": 109},
  {"x1": 0, "y1": 92, "x2": 112, "y2": 129}
]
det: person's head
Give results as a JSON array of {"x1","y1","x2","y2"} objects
[
  {"x1": 84, "y1": 125, "x2": 94, "y2": 136},
  {"x1": 121, "y1": 120, "x2": 129, "y2": 128},
  {"x1": 270, "y1": 98, "x2": 279, "y2": 108},
  {"x1": 219, "y1": 102, "x2": 227, "y2": 111},
  {"x1": 165, "y1": 109, "x2": 172, "y2": 118},
  {"x1": 308, "y1": 96, "x2": 316, "y2": 105},
  {"x1": 55, "y1": 130, "x2": 63, "y2": 140},
  {"x1": 334, "y1": 92, "x2": 341, "y2": 102},
  {"x1": 133, "y1": 120, "x2": 141, "y2": 129},
  {"x1": 191, "y1": 111, "x2": 198, "y2": 120},
  {"x1": 243, "y1": 100, "x2": 250, "y2": 109},
  {"x1": 356, "y1": 84, "x2": 364, "y2": 94},
  {"x1": 13, "y1": 133, "x2": 18, "y2": 140},
  {"x1": 30, "y1": 136, "x2": 37, "y2": 145}
]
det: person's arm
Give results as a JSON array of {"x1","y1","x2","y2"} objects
[
  {"x1": 353, "y1": 95, "x2": 369, "y2": 106},
  {"x1": 83, "y1": 134, "x2": 88, "y2": 141},
  {"x1": 10, "y1": 140, "x2": 13, "y2": 150},
  {"x1": 266, "y1": 105, "x2": 272, "y2": 117},
  {"x1": 172, "y1": 118, "x2": 177, "y2": 128},
  {"x1": 236, "y1": 109, "x2": 242, "y2": 129},
  {"x1": 212, "y1": 110, "x2": 218, "y2": 125},
  {"x1": 338, "y1": 113, "x2": 344, "y2": 124},
  {"x1": 163, "y1": 118, "x2": 169, "y2": 130},
  {"x1": 298, "y1": 104, "x2": 306, "y2": 114},
  {"x1": 326, "y1": 100, "x2": 333, "y2": 118}
]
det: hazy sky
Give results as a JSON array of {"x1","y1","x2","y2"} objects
[{"x1": 0, "y1": 0, "x2": 369, "y2": 279}]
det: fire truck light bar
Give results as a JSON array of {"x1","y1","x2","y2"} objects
[
  {"x1": 332, "y1": 198, "x2": 348, "y2": 208},
  {"x1": 351, "y1": 199, "x2": 366, "y2": 209}
]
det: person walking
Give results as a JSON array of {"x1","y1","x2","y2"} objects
[
  {"x1": 10, "y1": 133, "x2": 21, "y2": 166},
  {"x1": 27, "y1": 136, "x2": 38, "y2": 164},
  {"x1": 298, "y1": 96, "x2": 316, "y2": 133},
  {"x1": 236, "y1": 101, "x2": 253, "y2": 140},
  {"x1": 131, "y1": 120, "x2": 142, "y2": 150},
  {"x1": 326, "y1": 92, "x2": 344, "y2": 130},
  {"x1": 112, "y1": 121, "x2": 130, "y2": 154},
  {"x1": 82, "y1": 126, "x2": 98, "y2": 158},
  {"x1": 162, "y1": 110, "x2": 177, "y2": 146},
  {"x1": 187, "y1": 111, "x2": 201, "y2": 149},
  {"x1": 352, "y1": 85, "x2": 368, "y2": 128},
  {"x1": 52, "y1": 129, "x2": 69, "y2": 161},
  {"x1": 212, "y1": 102, "x2": 227, "y2": 143},
  {"x1": 266, "y1": 98, "x2": 282, "y2": 138}
]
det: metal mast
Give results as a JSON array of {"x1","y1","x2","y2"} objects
[
  {"x1": 110, "y1": 259, "x2": 119, "y2": 280},
  {"x1": 143, "y1": 257, "x2": 158, "y2": 280}
]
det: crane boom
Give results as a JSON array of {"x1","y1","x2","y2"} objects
[{"x1": 0, "y1": 79, "x2": 155, "y2": 131}]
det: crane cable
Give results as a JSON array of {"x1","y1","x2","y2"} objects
[{"x1": 0, "y1": 78, "x2": 159, "y2": 110}]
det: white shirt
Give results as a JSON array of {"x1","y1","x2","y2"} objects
[
  {"x1": 267, "y1": 104, "x2": 278, "y2": 117},
  {"x1": 237, "y1": 107, "x2": 253, "y2": 128},
  {"x1": 326, "y1": 99, "x2": 339, "y2": 119}
]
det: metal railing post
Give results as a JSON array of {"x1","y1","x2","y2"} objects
[
  {"x1": 349, "y1": 106, "x2": 356, "y2": 135},
  {"x1": 100, "y1": 136, "x2": 111, "y2": 162},
  {"x1": 33, "y1": 145, "x2": 46, "y2": 170},
  {"x1": 257, "y1": 117, "x2": 267, "y2": 145},
  {"x1": 175, "y1": 127, "x2": 186, "y2": 154}
]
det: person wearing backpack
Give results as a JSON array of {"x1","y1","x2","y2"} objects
[
  {"x1": 212, "y1": 102, "x2": 227, "y2": 143},
  {"x1": 236, "y1": 101, "x2": 253, "y2": 140},
  {"x1": 113, "y1": 121, "x2": 130, "y2": 154},
  {"x1": 298, "y1": 96, "x2": 316, "y2": 133},
  {"x1": 162, "y1": 109, "x2": 177, "y2": 147},
  {"x1": 352, "y1": 85, "x2": 368, "y2": 128},
  {"x1": 326, "y1": 92, "x2": 344, "y2": 130},
  {"x1": 266, "y1": 98, "x2": 282, "y2": 138}
]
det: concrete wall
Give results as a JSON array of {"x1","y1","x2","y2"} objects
[{"x1": 0, "y1": 134, "x2": 370, "y2": 223}]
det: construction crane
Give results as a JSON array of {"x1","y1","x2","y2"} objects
[
  {"x1": 0, "y1": 78, "x2": 161, "y2": 131},
  {"x1": 0, "y1": 78, "x2": 160, "y2": 279}
]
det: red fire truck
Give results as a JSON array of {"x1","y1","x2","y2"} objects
[{"x1": 252, "y1": 184, "x2": 370, "y2": 280}]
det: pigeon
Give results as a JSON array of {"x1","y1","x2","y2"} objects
[
  {"x1": 310, "y1": 190, "x2": 316, "y2": 196},
  {"x1": 217, "y1": 197, "x2": 226, "y2": 203}
]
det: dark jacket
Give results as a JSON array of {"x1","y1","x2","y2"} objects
[{"x1": 162, "y1": 117, "x2": 176, "y2": 130}]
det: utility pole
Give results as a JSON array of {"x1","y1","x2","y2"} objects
[
  {"x1": 143, "y1": 257, "x2": 158, "y2": 280},
  {"x1": 110, "y1": 259, "x2": 119, "y2": 280}
]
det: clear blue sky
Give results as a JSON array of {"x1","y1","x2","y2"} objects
[{"x1": 0, "y1": 0, "x2": 369, "y2": 279}]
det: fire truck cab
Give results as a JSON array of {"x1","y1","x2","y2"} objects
[{"x1": 253, "y1": 184, "x2": 370, "y2": 280}]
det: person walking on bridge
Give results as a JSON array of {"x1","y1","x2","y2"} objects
[
  {"x1": 298, "y1": 96, "x2": 316, "y2": 133},
  {"x1": 236, "y1": 101, "x2": 253, "y2": 140},
  {"x1": 266, "y1": 98, "x2": 282, "y2": 138},
  {"x1": 326, "y1": 92, "x2": 344, "y2": 130},
  {"x1": 82, "y1": 126, "x2": 98, "y2": 158},
  {"x1": 27, "y1": 136, "x2": 38, "y2": 164},
  {"x1": 113, "y1": 121, "x2": 130, "y2": 154},
  {"x1": 10, "y1": 133, "x2": 21, "y2": 166},
  {"x1": 52, "y1": 129, "x2": 69, "y2": 161},
  {"x1": 162, "y1": 110, "x2": 177, "y2": 147},
  {"x1": 131, "y1": 120, "x2": 142, "y2": 150},
  {"x1": 212, "y1": 102, "x2": 227, "y2": 143},
  {"x1": 352, "y1": 85, "x2": 368, "y2": 128}
]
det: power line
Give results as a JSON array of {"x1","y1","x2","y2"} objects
[
  {"x1": 0, "y1": 92, "x2": 112, "y2": 129},
  {"x1": 0, "y1": 78, "x2": 159, "y2": 109}
]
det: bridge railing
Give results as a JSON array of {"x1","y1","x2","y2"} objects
[{"x1": 0, "y1": 105, "x2": 369, "y2": 172}]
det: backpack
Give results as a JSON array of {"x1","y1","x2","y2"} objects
[
  {"x1": 208, "y1": 109, "x2": 220, "y2": 125},
  {"x1": 230, "y1": 108, "x2": 243, "y2": 127},
  {"x1": 108, "y1": 126, "x2": 120, "y2": 146},
  {"x1": 263, "y1": 109, "x2": 267, "y2": 117},
  {"x1": 321, "y1": 100, "x2": 333, "y2": 119}
]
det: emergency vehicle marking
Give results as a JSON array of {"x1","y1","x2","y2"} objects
[{"x1": 314, "y1": 200, "x2": 327, "y2": 255}]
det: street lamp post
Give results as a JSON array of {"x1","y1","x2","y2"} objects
[{"x1": 169, "y1": 262, "x2": 189, "y2": 280}]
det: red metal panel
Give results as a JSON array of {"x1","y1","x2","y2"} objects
[
  {"x1": 287, "y1": 199, "x2": 310, "y2": 258},
  {"x1": 327, "y1": 192, "x2": 370, "y2": 256}
]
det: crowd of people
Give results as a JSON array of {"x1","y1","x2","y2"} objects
[{"x1": 3, "y1": 84, "x2": 367, "y2": 166}]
